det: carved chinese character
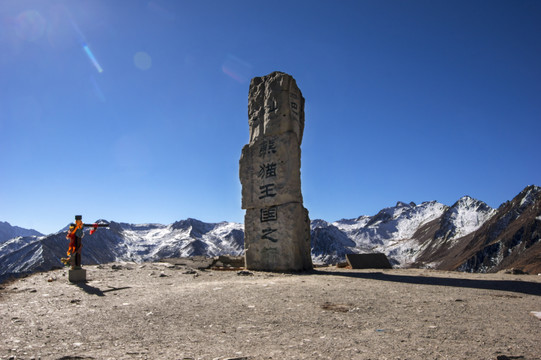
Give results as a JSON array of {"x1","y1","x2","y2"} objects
[
  {"x1": 290, "y1": 101, "x2": 299, "y2": 117},
  {"x1": 262, "y1": 227, "x2": 278, "y2": 242},
  {"x1": 259, "y1": 139, "x2": 277, "y2": 157},
  {"x1": 259, "y1": 183, "x2": 277, "y2": 199},
  {"x1": 258, "y1": 162, "x2": 277, "y2": 179},
  {"x1": 260, "y1": 206, "x2": 278, "y2": 222}
]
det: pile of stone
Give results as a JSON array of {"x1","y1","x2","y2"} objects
[{"x1": 210, "y1": 255, "x2": 245, "y2": 270}]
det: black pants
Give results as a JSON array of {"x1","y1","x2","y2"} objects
[{"x1": 72, "y1": 236, "x2": 82, "y2": 267}]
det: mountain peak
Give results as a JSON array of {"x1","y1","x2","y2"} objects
[
  {"x1": 0, "y1": 222, "x2": 43, "y2": 243},
  {"x1": 395, "y1": 201, "x2": 412, "y2": 208},
  {"x1": 512, "y1": 184, "x2": 541, "y2": 209},
  {"x1": 451, "y1": 196, "x2": 492, "y2": 211},
  {"x1": 522, "y1": 184, "x2": 541, "y2": 193},
  {"x1": 311, "y1": 219, "x2": 329, "y2": 228}
]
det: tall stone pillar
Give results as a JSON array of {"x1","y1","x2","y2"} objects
[{"x1": 239, "y1": 71, "x2": 312, "y2": 271}]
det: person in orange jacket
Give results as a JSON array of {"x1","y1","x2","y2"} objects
[{"x1": 63, "y1": 215, "x2": 84, "y2": 269}]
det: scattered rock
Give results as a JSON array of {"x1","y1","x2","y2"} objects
[
  {"x1": 321, "y1": 302, "x2": 352, "y2": 313},
  {"x1": 183, "y1": 268, "x2": 198, "y2": 275},
  {"x1": 502, "y1": 268, "x2": 529, "y2": 275},
  {"x1": 216, "y1": 255, "x2": 245, "y2": 268},
  {"x1": 346, "y1": 253, "x2": 392, "y2": 269},
  {"x1": 161, "y1": 256, "x2": 215, "y2": 270},
  {"x1": 237, "y1": 270, "x2": 254, "y2": 276}
]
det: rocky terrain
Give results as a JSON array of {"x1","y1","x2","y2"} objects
[{"x1": 1, "y1": 260, "x2": 540, "y2": 360}]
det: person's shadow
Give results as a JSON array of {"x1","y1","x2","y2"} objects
[
  {"x1": 310, "y1": 270, "x2": 541, "y2": 297},
  {"x1": 75, "y1": 282, "x2": 131, "y2": 297}
]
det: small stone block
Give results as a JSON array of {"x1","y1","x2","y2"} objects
[
  {"x1": 346, "y1": 253, "x2": 392, "y2": 269},
  {"x1": 68, "y1": 268, "x2": 87, "y2": 283}
]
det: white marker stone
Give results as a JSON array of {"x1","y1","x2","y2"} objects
[{"x1": 240, "y1": 71, "x2": 312, "y2": 271}]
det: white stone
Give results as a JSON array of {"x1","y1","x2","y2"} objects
[{"x1": 240, "y1": 71, "x2": 312, "y2": 271}]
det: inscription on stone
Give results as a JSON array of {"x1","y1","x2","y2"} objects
[{"x1": 240, "y1": 71, "x2": 312, "y2": 271}]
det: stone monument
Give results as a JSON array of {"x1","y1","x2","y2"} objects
[{"x1": 239, "y1": 71, "x2": 312, "y2": 271}]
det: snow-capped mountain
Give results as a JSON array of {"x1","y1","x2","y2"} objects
[
  {"x1": 0, "y1": 221, "x2": 42, "y2": 243},
  {"x1": 328, "y1": 200, "x2": 449, "y2": 266},
  {"x1": 0, "y1": 219, "x2": 244, "y2": 283},
  {"x1": 432, "y1": 185, "x2": 541, "y2": 274},
  {"x1": 312, "y1": 187, "x2": 540, "y2": 273},
  {"x1": 1, "y1": 185, "x2": 540, "y2": 282},
  {"x1": 309, "y1": 196, "x2": 498, "y2": 268},
  {"x1": 310, "y1": 219, "x2": 357, "y2": 264}
]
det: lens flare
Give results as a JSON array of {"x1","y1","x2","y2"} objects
[
  {"x1": 66, "y1": 10, "x2": 103, "y2": 74},
  {"x1": 222, "y1": 54, "x2": 253, "y2": 83},
  {"x1": 90, "y1": 76, "x2": 106, "y2": 102},
  {"x1": 83, "y1": 44, "x2": 103, "y2": 73},
  {"x1": 15, "y1": 10, "x2": 46, "y2": 42},
  {"x1": 134, "y1": 51, "x2": 152, "y2": 70}
]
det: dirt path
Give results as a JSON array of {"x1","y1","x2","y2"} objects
[{"x1": 1, "y1": 262, "x2": 540, "y2": 360}]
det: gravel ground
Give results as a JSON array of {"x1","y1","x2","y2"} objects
[{"x1": 1, "y1": 261, "x2": 540, "y2": 360}]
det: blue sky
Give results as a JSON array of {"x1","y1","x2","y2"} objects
[{"x1": 1, "y1": 0, "x2": 540, "y2": 234}]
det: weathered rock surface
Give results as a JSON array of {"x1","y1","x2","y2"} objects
[
  {"x1": 244, "y1": 202, "x2": 311, "y2": 271},
  {"x1": 346, "y1": 253, "x2": 392, "y2": 269},
  {"x1": 239, "y1": 132, "x2": 302, "y2": 209},
  {"x1": 247, "y1": 72, "x2": 304, "y2": 145},
  {"x1": 240, "y1": 71, "x2": 312, "y2": 271}
]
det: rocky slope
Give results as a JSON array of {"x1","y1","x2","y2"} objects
[
  {"x1": 419, "y1": 185, "x2": 541, "y2": 274},
  {"x1": 0, "y1": 221, "x2": 42, "y2": 243},
  {"x1": 312, "y1": 186, "x2": 541, "y2": 274}
]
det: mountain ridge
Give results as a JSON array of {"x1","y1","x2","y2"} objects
[
  {"x1": 1, "y1": 185, "x2": 540, "y2": 282},
  {"x1": 0, "y1": 221, "x2": 43, "y2": 243}
]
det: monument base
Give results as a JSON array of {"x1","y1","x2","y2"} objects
[
  {"x1": 244, "y1": 203, "x2": 312, "y2": 272},
  {"x1": 68, "y1": 268, "x2": 87, "y2": 283}
]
